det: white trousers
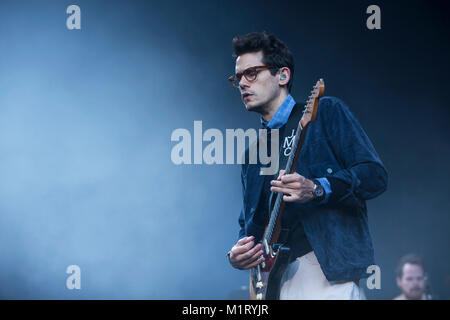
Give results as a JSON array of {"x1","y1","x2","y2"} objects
[{"x1": 279, "y1": 251, "x2": 362, "y2": 300}]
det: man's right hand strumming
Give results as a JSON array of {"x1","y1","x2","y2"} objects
[{"x1": 228, "y1": 236, "x2": 265, "y2": 270}]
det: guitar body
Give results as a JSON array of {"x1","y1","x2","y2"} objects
[{"x1": 249, "y1": 245, "x2": 291, "y2": 300}]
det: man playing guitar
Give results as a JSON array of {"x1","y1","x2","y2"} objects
[{"x1": 227, "y1": 32, "x2": 388, "y2": 300}]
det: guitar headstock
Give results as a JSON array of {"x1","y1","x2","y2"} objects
[{"x1": 300, "y1": 79, "x2": 325, "y2": 128}]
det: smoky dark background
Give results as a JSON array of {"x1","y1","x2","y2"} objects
[{"x1": 0, "y1": 0, "x2": 448, "y2": 299}]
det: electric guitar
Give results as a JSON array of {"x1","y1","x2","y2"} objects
[{"x1": 249, "y1": 79, "x2": 325, "y2": 300}]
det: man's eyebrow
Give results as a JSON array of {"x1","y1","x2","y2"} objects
[{"x1": 236, "y1": 65, "x2": 256, "y2": 73}]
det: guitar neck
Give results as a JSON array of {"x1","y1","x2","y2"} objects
[
  {"x1": 263, "y1": 119, "x2": 305, "y2": 245},
  {"x1": 262, "y1": 78, "x2": 325, "y2": 245}
]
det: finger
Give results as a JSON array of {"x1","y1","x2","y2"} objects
[
  {"x1": 270, "y1": 186, "x2": 292, "y2": 195},
  {"x1": 283, "y1": 194, "x2": 300, "y2": 202},
  {"x1": 281, "y1": 173, "x2": 304, "y2": 184},
  {"x1": 232, "y1": 240, "x2": 258, "y2": 256},
  {"x1": 237, "y1": 236, "x2": 254, "y2": 246},
  {"x1": 241, "y1": 256, "x2": 266, "y2": 270},
  {"x1": 270, "y1": 179, "x2": 280, "y2": 187},
  {"x1": 237, "y1": 243, "x2": 263, "y2": 262},
  {"x1": 239, "y1": 247, "x2": 265, "y2": 268},
  {"x1": 232, "y1": 246, "x2": 263, "y2": 268},
  {"x1": 271, "y1": 180, "x2": 301, "y2": 190},
  {"x1": 277, "y1": 170, "x2": 285, "y2": 180},
  {"x1": 233, "y1": 242, "x2": 262, "y2": 261}
]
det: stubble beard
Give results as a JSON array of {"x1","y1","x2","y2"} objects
[
  {"x1": 245, "y1": 95, "x2": 272, "y2": 118},
  {"x1": 405, "y1": 287, "x2": 424, "y2": 300}
]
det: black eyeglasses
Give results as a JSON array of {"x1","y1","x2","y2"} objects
[{"x1": 228, "y1": 65, "x2": 278, "y2": 88}]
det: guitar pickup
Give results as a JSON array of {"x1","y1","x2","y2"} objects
[{"x1": 263, "y1": 239, "x2": 270, "y2": 255}]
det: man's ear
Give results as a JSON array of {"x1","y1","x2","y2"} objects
[
  {"x1": 396, "y1": 276, "x2": 402, "y2": 288},
  {"x1": 279, "y1": 67, "x2": 290, "y2": 86}
]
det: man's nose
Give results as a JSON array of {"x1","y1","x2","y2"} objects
[
  {"x1": 411, "y1": 279, "x2": 420, "y2": 286},
  {"x1": 239, "y1": 77, "x2": 250, "y2": 89}
]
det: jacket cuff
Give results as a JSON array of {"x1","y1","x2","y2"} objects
[
  {"x1": 327, "y1": 176, "x2": 352, "y2": 203},
  {"x1": 315, "y1": 177, "x2": 332, "y2": 204}
]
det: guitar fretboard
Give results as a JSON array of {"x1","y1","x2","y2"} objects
[{"x1": 264, "y1": 118, "x2": 303, "y2": 243}]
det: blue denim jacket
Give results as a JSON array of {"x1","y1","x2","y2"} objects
[{"x1": 237, "y1": 96, "x2": 388, "y2": 281}]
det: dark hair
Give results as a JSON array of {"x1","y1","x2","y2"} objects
[
  {"x1": 232, "y1": 31, "x2": 295, "y2": 92},
  {"x1": 396, "y1": 254, "x2": 425, "y2": 278}
]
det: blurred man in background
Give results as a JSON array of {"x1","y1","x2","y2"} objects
[{"x1": 394, "y1": 253, "x2": 431, "y2": 300}]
